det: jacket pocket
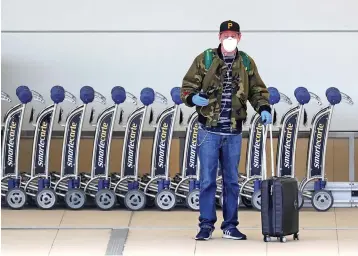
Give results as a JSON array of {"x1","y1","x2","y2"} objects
[{"x1": 230, "y1": 95, "x2": 246, "y2": 120}]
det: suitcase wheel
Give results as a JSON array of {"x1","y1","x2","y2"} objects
[
  {"x1": 293, "y1": 233, "x2": 299, "y2": 241},
  {"x1": 279, "y1": 236, "x2": 287, "y2": 243},
  {"x1": 263, "y1": 236, "x2": 271, "y2": 242}
]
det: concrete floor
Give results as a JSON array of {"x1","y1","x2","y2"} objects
[{"x1": 1, "y1": 207, "x2": 358, "y2": 256}]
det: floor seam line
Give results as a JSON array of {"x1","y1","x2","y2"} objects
[
  {"x1": 335, "y1": 209, "x2": 340, "y2": 256},
  {"x1": 127, "y1": 211, "x2": 134, "y2": 227},
  {"x1": 47, "y1": 229, "x2": 60, "y2": 256},
  {"x1": 59, "y1": 210, "x2": 66, "y2": 226},
  {"x1": 47, "y1": 211, "x2": 65, "y2": 256},
  {"x1": 194, "y1": 238, "x2": 197, "y2": 256}
]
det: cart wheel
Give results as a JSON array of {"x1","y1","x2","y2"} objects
[
  {"x1": 263, "y1": 236, "x2": 271, "y2": 242},
  {"x1": 36, "y1": 188, "x2": 57, "y2": 210},
  {"x1": 241, "y1": 195, "x2": 252, "y2": 208},
  {"x1": 155, "y1": 189, "x2": 176, "y2": 211},
  {"x1": 298, "y1": 190, "x2": 304, "y2": 210},
  {"x1": 124, "y1": 189, "x2": 146, "y2": 211},
  {"x1": 65, "y1": 188, "x2": 87, "y2": 210},
  {"x1": 280, "y1": 236, "x2": 287, "y2": 243},
  {"x1": 95, "y1": 189, "x2": 117, "y2": 210},
  {"x1": 251, "y1": 190, "x2": 262, "y2": 211},
  {"x1": 6, "y1": 188, "x2": 27, "y2": 209},
  {"x1": 311, "y1": 190, "x2": 334, "y2": 212},
  {"x1": 293, "y1": 233, "x2": 299, "y2": 240},
  {"x1": 220, "y1": 192, "x2": 241, "y2": 208},
  {"x1": 186, "y1": 189, "x2": 200, "y2": 211}
]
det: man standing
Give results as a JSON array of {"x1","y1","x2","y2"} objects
[{"x1": 180, "y1": 20, "x2": 272, "y2": 241}]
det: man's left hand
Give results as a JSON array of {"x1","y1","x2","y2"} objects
[{"x1": 261, "y1": 110, "x2": 272, "y2": 125}]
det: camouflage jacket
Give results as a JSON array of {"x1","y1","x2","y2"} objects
[{"x1": 180, "y1": 45, "x2": 271, "y2": 130}]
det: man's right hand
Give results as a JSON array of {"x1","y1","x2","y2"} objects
[{"x1": 192, "y1": 94, "x2": 209, "y2": 106}]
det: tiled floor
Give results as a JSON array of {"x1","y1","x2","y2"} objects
[{"x1": 1, "y1": 208, "x2": 358, "y2": 256}]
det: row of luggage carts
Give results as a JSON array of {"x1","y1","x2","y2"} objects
[{"x1": 0, "y1": 85, "x2": 353, "y2": 212}]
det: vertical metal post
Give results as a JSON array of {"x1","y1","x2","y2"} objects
[
  {"x1": 105, "y1": 105, "x2": 118, "y2": 178},
  {"x1": 76, "y1": 104, "x2": 87, "y2": 177},
  {"x1": 164, "y1": 106, "x2": 178, "y2": 179},
  {"x1": 45, "y1": 104, "x2": 57, "y2": 178},
  {"x1": 15, "y1": 105, "x2": 26, "y2": 178},
  {"x1": 135, "y1": 106, "x2": 147, "y2": 181}
]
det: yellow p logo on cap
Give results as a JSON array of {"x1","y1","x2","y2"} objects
[{"x1": 228, "y1": 22, "x2": 233, "y2": 29}]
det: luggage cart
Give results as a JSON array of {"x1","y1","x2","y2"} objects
[
  {"x1": 80, "y1": 87, "x2": 137, "y2": 210},
  {"x1": 22, "y1": 86, "x2": 77, "y2": 209},
  {"x1": 112, "y1": 87, "x2": 167, "y2": 211},
  {"x1": 299, "y1": 87, "x2": 354, "y2": 211},
  {"x1": 2, "y1": 86, "x2": 45, "y2": 209},
  {"x1": 21, "y1": 85, "x2": 76, "y2": 208},
  {"x1": 239, "y1": 87, "x2": 291, "y2": 211},
  {"x1": 275, "y1": 87, "x2": 322, "y2": 210},
  {"x1": 172, "y1": 111, "x2": 200, "y2": 211},
  {"x1": 141, "y1": 87, "x2": 182, "y2": 211},
  {"x1": 50, "y1": 86, "x2": 106, "y2": 209}
]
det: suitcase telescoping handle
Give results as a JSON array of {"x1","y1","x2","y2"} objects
[
  {"x1": 269, "y1": 113, "x2": 275, "y2": 178},
  {"x1": 262, "y1": 125, "x2": 267, "y2": 180},
  {"x1": 262, "y1": 115, "x2": 275, "y2": 179},
  {"x1": 263, "y1": 122, "x2": 275, "y2": 179}
]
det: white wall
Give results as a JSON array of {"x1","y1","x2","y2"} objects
[{"x1": 2, "y1": 0, "x2": 358, "y2": 131}]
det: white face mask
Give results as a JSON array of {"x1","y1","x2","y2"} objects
[{"x1": 222, "y1": 37, "x2": 238, "y2": 52}]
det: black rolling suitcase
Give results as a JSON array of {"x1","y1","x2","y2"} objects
[{"x1": 261, "y1": 176, "x2": 300, "y2": 243}]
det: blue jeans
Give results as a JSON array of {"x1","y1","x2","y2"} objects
[{"x1": 197, "y1": 128, "x2": 242, "y2": 231}]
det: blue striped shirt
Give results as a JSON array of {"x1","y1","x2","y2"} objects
[{"x1": 206, "y1": 54, "x2": 237, "y2": 134}]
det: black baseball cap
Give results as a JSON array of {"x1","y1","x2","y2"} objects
[{"x1": 220, "y1": 20, "x2": 240, "y2": 33}]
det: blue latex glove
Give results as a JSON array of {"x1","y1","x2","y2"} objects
[
  {"x1": 192, "y1": 94, "x2": 209, "y2": 106},
  {"x1": 261, "y1": 110, "x2": 272, "y2": 125}
]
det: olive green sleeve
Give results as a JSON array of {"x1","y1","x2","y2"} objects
[
  {"x1": 248, "y1": 57, "x2": 271, "y2": 114},
  {"x1": 180, "y1": 55, "x2": 204, "y2": 107}
]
